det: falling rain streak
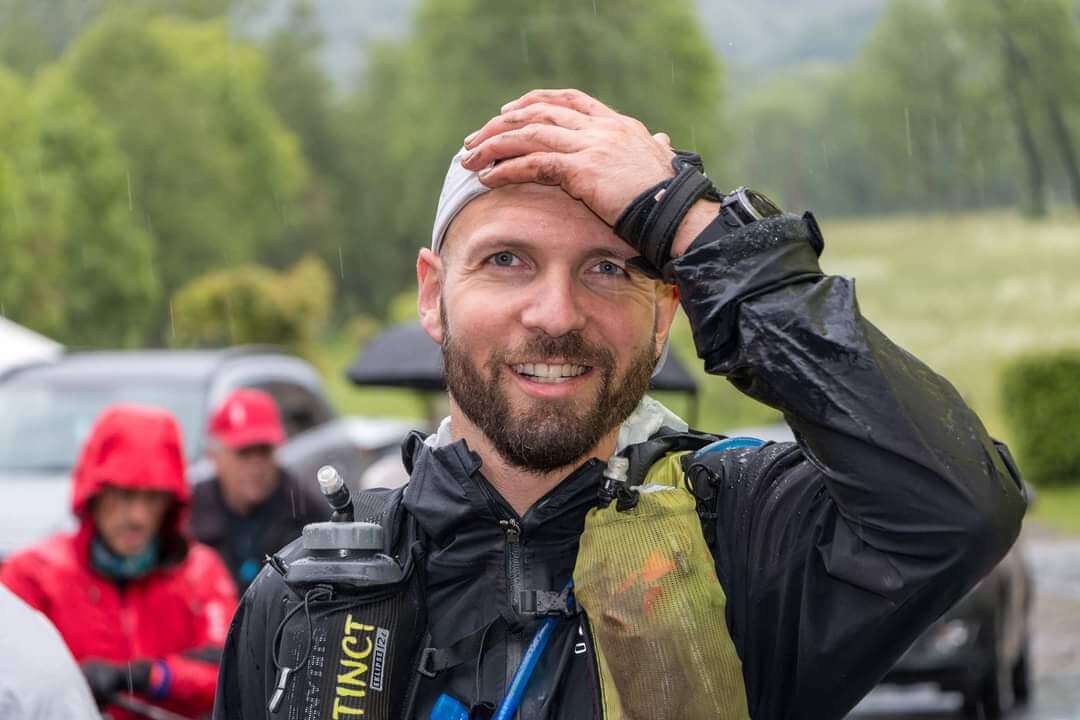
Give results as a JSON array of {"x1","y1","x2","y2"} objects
[{"x1": 904, "y1": 107, "x2": 913, "y2": 158}]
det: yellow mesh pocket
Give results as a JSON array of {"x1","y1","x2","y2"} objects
[{"x1": 573, "y1": 455, "x2": 749, "y2": 720}]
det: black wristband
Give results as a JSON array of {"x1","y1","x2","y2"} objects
[
  {"x1": 614, "y1": 151, "x2": 719, "y2": 272},
  {"x1": 641, "y1": 165, "x2": 713, "y2": 268}
]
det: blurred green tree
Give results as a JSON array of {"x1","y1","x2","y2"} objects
[
  {"x1": 0, "y1": 70, "x2": 42, "y2": 326},
  {"x1": 171, "y1": 254, "x2": 333, "y2": 356},
  {"x1": 51, "y1": 12, "x2": 307, "y2": 335},
  {"x1": 948, "y1": 0, "x2": 1080, "y2": 213},
  {"x1": 0, "y1": 66, "x2": 158, "y2": 346},
  {"x1": 260, "y1": 0, "x2": 350, "y2": 284},
  {"x1": 340, "y1": 0, "x2": 724, "y2": 318},
  {"x1": 729, "y1": 66, "x2": 885, "y2": 215},
  {"x1": 846, "y1": 0, "x2": 1019, "y2": 212}
]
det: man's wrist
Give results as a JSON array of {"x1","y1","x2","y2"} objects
[{"x1": 670, "y1": 199, "x2": 722, "y2": 259}]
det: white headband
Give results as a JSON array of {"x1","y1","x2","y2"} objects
[{"x1": 431, "y1": 147, "x2": 489, "y2": 254}]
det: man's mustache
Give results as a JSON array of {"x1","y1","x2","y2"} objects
[{"x1": 496, "y1": 332, "x2": 615, "y2": 369}]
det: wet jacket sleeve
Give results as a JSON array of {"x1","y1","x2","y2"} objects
[
  {"x1": 670, "y1": 212, "x2": 1027, "y2": 720},
  {"x1": 156, "y1": 547, "x2": 239, "y2": 714}
]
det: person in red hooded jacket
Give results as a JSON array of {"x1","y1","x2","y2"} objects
[{"x1": 1, "y1": 404, "x2": 238, "y2": 720}]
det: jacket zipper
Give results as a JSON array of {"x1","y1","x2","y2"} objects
[{"x1": 500, "y1": 517, "x2": 525, "y2": 719}]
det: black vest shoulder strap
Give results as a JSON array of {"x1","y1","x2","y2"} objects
[
  {"x1": 350, "y1": 484, "x2": 421, "y2": 560},
  {"x1": 620, "y1": 426, "x2": 721, "y2": 488}
]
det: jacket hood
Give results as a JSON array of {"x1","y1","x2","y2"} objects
[{"x1": 71, "y1": 404, "x2": 190, "y2": 534}]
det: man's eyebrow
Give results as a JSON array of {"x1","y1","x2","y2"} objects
[
  {"x1": 578, "y1": 244, "x2": 636, "y2": 262},
  {"x1": 459, "y1": 235, "x2": 535, "y2": 259}
]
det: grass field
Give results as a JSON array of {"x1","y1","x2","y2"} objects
[
  {"x1": 318, "y1": 210, "x2": 1080, "y2": 530},
  {"x1": 1032, "y1": 486, "x2": 1080, "y2": 534}
]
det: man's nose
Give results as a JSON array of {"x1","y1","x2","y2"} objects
[{"x1": 519, "y1": 271, "x2": 588, "y2": 338}]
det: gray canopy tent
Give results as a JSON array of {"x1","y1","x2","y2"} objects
[{"x1": 346, "y1": 321, "x2": 700, "y2": 424}]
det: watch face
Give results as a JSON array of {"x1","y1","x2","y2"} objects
[{"x1": 743, "y1": 189, "x2": 782, "y2": 219}]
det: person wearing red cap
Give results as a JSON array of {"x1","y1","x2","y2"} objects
[
  {"x1": 190, "y1": 388, "x2": 327, "y2": 593},
  {"x1": 0, "y1": 404, "x2": 238, "y2": 719}
]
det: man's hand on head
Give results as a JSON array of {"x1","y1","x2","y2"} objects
[{"x1": 460, "y1": 89, "x2": 677, "y2": 227}]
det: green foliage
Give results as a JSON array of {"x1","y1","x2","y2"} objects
[
  {"x1": 171, "y1": 254, "x2": 333, "y2": 355},
  {"x1": 729, "y1": 66, "x2": 881, "y2": 214},
  {"x1": 340, "y1": 0, "x2": 724, "y2": 317},
  {"x1": 0, "y1": 66, "x2": 158, "y2": 346},
  {"x1": 1001, "y1": 350, "x2": 1080, "y2": 488},
  {"x1": 848, "y1": 0, "x2": 1014, "y2": 209},
  {"x1": 386, "y1": 289, "x2": 419, "y2": 325},
  {"x1": 259, "y1": 0, "x2": 351, "y2": 286},
  {"x1": 730, "y1": 0, "x2": 1080, "y2": 217},
  {"x1": 52, "y1": 12, "x2": 307, "y2": 331}
]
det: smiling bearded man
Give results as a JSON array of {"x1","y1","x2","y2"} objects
[{"x1": 215, "y1": 89, "x2": 1026, "y2": 720}]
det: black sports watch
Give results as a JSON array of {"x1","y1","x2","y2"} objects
[{"x1": 715, "y1": 186, "x2": 783, "y2": 233}]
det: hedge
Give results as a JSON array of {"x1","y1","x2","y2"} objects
[
  {"x1": 1001, "y1": 349, "x2": 1080, "y2": 488},
  {"x1": 170, "y1": 254, "x2": 332, "y2": 356}
]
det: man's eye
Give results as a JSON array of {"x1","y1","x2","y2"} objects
[
  {"x1": 591, "y1": 260, "x2": 628, "y2": 277},
  {"x1": 488, "y1": 251, "x2": 520, "y2": 267}
]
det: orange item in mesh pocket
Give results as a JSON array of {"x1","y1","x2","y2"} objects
[{"x1": 573, "y1": 452, "x2": 750, "y2": 720}]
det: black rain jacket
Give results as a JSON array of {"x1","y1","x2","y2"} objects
[{"x1": 213, "y1": 212, "x2": 1026, "y2": 720}]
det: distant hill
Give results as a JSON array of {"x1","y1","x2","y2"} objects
[{"x1": 248, "y1": 0, "x2": 887, "y2": 90}]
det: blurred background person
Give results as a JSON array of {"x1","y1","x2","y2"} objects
[
  {"x1": 190, "y1": 388, "x2": 327, "y2": 593},
  {"x1": 0, "y1": 583, "x2": 98, "y2": 720},
  {"x1": 0, "y1": 405, "x2": 237, "y2": 720}
]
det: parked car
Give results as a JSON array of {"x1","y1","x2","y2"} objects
[
  {"x1": 0, "y1": 346, "x2": 413, "y2": 559},
  {"x1": 724, "y1": 423, "x2": 1034, "y2": 719}
]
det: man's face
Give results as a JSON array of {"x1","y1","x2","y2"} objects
[
  {"x1": 418, "y1": 184, "x2": 679, "y2": 472},
  {"x1": 92, "y1": 486, "x2": 173, "y2": 557},
  {"x1": 211, "y1": 444, "x2": 279, "y2": 513}
]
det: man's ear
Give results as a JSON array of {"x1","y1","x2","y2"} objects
[
  {"x1": 417, "y1": 248, "x2": 445, "y2": 344},
  {"x1": 653, "y1": 282, "x2": 680, "y2": 359}
]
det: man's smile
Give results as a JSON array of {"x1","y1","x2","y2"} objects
[{"x1": 510, "y1": 362, "x2": 592, "y2": 383}]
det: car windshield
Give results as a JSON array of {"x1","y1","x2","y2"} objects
[{"x1": 0, "y1": 378, "x2": 205, "y2": 473}]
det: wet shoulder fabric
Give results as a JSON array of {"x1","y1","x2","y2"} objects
[{"x1": 574, "y1": 450, "x2": 750, "y2": 720}]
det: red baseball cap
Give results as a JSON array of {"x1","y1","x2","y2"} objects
[{"x1": 208, "y1": 389, "x2": 286, "y2": 450}]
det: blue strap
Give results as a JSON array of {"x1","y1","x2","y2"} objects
[
  {"x1": 491, "y1": 580, "x2": 574, "y2": 720},
  {"x1": 695, "y1": 436, "x2": 766, "y2": 457}
]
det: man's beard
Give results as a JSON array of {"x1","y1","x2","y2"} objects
[{"x1": 441, "y1": 309, "x2": 658, "y2": 473}]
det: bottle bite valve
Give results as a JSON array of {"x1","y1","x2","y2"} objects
[{"x1": 317, "y1": 465, "x2": 353, "y2": 522}]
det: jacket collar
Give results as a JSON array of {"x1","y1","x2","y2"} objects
[{"x1": 403, "y1": 396, "x2": 686, "y2": 545}]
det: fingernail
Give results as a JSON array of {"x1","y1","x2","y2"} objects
[
  {"x1": 478, "y1": 166, "x2": 493, "y2": 178},
  {"x1": 461, "y1": 149, "x2": 477, "y2": 165},
  {"x1": 500, "y1": 101, "x2": 515, "y2": 113},
  {"x1": 463, "y1": 131, "x2": 479, "y2": 148}
]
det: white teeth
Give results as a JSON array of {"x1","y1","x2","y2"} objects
[{"x1": 511, "y1": 362, "x2": 589, "y2": 380}]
